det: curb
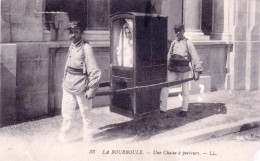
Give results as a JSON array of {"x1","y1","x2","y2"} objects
[{"x1": 150, "y1": 116, "x2": 260, "y2": 146}]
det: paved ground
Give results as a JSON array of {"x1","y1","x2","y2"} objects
[
  {"x1": 0, "y1": 89, "x2": 260, "y2": 161},
  {"x1": 183, "y1": 127, "x2": 260, "y2": 161}
]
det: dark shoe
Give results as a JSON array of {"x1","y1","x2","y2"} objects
[
  {"x1": 160, "y1": 110, "x2": 166, "y2": 114},
  {"x1": 178, "y1": 111, "x2": 187, "y2": 117}
]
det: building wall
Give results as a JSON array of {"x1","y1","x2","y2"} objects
[
  {"x1": 16, "y1": 43, "x2": 49, "y2": 121},
  {"x1": 0, "y1": 0, "x2": 44, "y2": 42},
  {"x1": 0, "y1": 44, "x2": 17, "y2": 126},
  {"x1": 230, "y1": 0, "x2": 260, "y2": 90},
  {"x1": 194, "y1": 42, "x2": 232, "y2": 91}
]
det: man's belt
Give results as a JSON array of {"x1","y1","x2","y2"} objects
[
  {"x1": 169, "y1": 54, "x2": 190, "y2": 66},
  {"x1": 172, "y1": 61, "x2": 190, "y2": 66},
  {"x1": 67, "y1": 67, "x2": 87, "y2": 76}
]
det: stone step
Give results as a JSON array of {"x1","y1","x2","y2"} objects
[{"x1": 189, "y1": 75, "x2": 211, "y2": 94}]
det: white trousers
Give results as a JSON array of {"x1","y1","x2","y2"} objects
[
  {"x1": 60, "y1": 89, "x2": 92, "y2": 136},
  {"x1": 160, "y1": 71, "x2": 190, "y2": 112}
]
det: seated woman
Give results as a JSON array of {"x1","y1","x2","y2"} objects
[{"x1": 116, "y1": 19, "x2": 133, "y2": 67}]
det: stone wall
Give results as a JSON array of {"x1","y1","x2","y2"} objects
[
  {"x1": 194, "y1": 41, "x2": 232, "y2": 91},
  {"x1": 155, "y1": 0, "x2": 183, "y2": 40},
  {"x1": 0, "y1": 44, "x2": 17, "y2": 126},
  {"x1": 229, "y1": 0, "x2": 260, "y2": 90},
  {"x1": 245, "y1": 0, "x2": 260, "y2": 90},
  {"x1": 1, "y1": 0, "x2": 45, "y2": 42},
  {"x1": 16, "y1": 43, "x2": 50, "y2": 121}
]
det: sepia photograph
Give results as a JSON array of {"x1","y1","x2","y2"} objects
[{"x1": 0, "y1": 0, "x2": 260, "y2": 160}]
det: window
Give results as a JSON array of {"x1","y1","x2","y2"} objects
[
  {"x1": 112, "y1": 18, "x2": 134, "y2": 68},
  {"x1": 45, "y1": 0, "x2": 109, "y2": 31}
]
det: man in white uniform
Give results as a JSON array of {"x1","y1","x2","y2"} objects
[
  {"x1": 160, "y1": 24, "x2": 203, "y2": 117},
  {"x1": 59, "y1": 21, "x2": 101, "y2": 142}
]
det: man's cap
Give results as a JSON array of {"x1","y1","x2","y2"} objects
[
  {"x1": 67, "y1": 21, "x2": 86, "y2": 30},
  {"x1": 174, "y1": 24, "x2": 185, "y2": 30}
]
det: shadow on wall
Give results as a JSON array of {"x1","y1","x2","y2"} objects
[
  {"x1": 93, "y1": 102, "x2": 227, "y2": 142},
  {"x1": 0, "y1": 65, "x2": 16, "y2": 127}
]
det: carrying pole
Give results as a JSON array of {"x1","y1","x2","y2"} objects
[{"x1": 96, "y1": 77, "x2": 194, "y2": 96}]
